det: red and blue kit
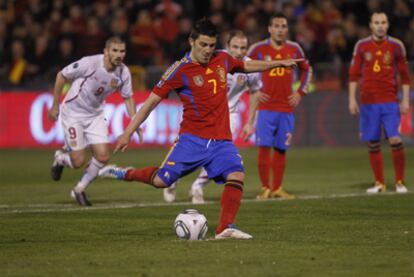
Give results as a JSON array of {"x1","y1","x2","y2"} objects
[
  {"x1": 152, "y1": 51, "x2": 245, "y2": 185},
  {"x1": 248, "y1": 39, "x2": 311, "y2": 149},
  {"x1": 349, "y1": 36, "x2": 409, "y2": 104},
  {"x1": 153, "y1": 51, "x2": 245, "y2": 140},
  {"x1": 248, "y1": 39, "x2": 312, "y2": 113},
  {"x1": 349, "y1": 36, "x2": 410, "y2": 141}
]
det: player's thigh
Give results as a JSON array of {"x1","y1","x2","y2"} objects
[
  {"x1": 274, "y1": 113, "x2": 295, "y2": 150},
  {"x1": 157, "y1": 134, "x2": 205, "y2": 186},
  {"x1": 61, "y1": 115, "x2": 88, "y2": 151},
  {"x1": 255, "y1": 110, "x2": 278, "y2": 147},
  {"x1": 359, "y1": 104, "x2": 382, "y2": 142},
  {"x1": 84, "y1": 114, "x2": 110, "y2": 147},
  {"x1": 205, "y1": 141, "x2": 244, "y2": 184},
  {"x1": 381, "y1": 103, "x2": 401, "y2": 140},
  {"x1": 90, "y1": 143, "x2": 111, "y2": 163}
]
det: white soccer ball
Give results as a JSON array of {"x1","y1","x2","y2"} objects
[{"x1": 174, "y1": 209, "x2": 208, "y2": 240}]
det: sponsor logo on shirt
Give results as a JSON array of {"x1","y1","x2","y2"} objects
[{"x1": 193, "y1": 75, "x2": 204, "y2": 87}]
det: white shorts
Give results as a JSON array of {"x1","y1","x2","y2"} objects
[{"x1": 60, "y1": 112, "x2": 109, "y2": 151}]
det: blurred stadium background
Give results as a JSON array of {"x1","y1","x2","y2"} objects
[{"x1": 0, "y1": 0, "x2": 413, "y2": 148}]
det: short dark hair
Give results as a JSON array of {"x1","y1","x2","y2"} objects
[
  {"x1": 369, "y1": 12, "x2": 388, "y2": 23},
  {"x1": 190, "y1": 18, "x2": 218, "y2": 40},
  {"x1": 105, "y1": 36, "x2": 125, "y2": 48},
  {"x1": 269, "y1": 13, "x2": 288, "y2": 26},
  {"x1": 226, "y1": 29, "x2": 247, "y2": 45}
]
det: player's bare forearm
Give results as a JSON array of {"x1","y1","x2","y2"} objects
[
  {"x1": 124, "y1": 97, "x2": 137, "y2": 118},
  {"x1": 247, "y1": 91, "x2": 260, "y2": 125},
  {"x1": 48, "y1": 72, "x2": 68, "y2": 121},
  {"x1": 52, "y1": 72, "x2": 67, "y2": 107},
  {"x1": 124, "y1": 92, "x2": 161, "y2": 137},
  {"x1": 348, "y1": 81, "x2": 359, "y2": 115},
  {"x1": 400, "y1": 84, "x2": 410, "y2": 114},
  {"x1": 243, "y1": 59, "x2": 303, "y2": 73}
]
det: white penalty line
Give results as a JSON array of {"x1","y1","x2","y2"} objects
[{"x1": 0, "y1": 191, "x2": 411, "y2": 215}]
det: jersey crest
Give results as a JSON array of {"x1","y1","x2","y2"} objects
[
  {"x1": 383, "y1": 51, "x2": 391, "y2": 65},
  {"x1": 110, "y1": 78, "x2": 118, "y2": 89},
  {"x1": 237, "y1": 75, "x2": 246, "y2": 86},
  {"x1": 217, "y1": 66, "x2": 226, "y2": 82}
]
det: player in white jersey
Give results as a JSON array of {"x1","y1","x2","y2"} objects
[
  {"x1": 48, "y1": 37, "x2": 137, "y2": 206},
  {"x1": 163, "y1": 30, "x2": 265, "y2": 203}
]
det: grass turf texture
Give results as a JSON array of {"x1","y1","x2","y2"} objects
[{"x1": 0, "y1": 147, "x2": 413, "y2": 276}]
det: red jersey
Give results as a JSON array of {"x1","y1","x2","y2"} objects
[
  {"x1": 349, "y1": 36, "x2": 410, "y2": 104},
  {"x1": 152, "y1": 51, "x2": 244, "y2": 140},
  {"x1": 248, "y1": 39, "x2": 312, "y2": 112}
]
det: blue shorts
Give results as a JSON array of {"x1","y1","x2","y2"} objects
[
  {"x1": 157, "y1": 133, "x2": 244, "y2": 186},
  {"x1": 255, "y1": 110, "x2": 295, "y2": 150},
  {"x1": 360, "y1": 103, "x2": 400, "y2": 142}
]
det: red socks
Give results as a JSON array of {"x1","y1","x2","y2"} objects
[
  {"x1": 257, "y1": 147, "x2": 271, "y2": 189},
  {"x1": 125, "y1": 166, "x2": 158, "y2": 184},
  {"x1": 391, "y1": 143, "x2": 405, "y2": 183},
  {"x1": 368, "y1": 151, "x2": 384, "y2": 184},
  {"x1": 368, "y1": 142, "x2": 384, "y2": 184},
  {"x1": 216, "y1": 180, "x2": 243, "y2": 234},
  {"x1": 272, "y1": 149, "x2": 286, "y2": 191}
]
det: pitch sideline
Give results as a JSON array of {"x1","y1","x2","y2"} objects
[{"x1": 0, "y1": 191, "x2": 411, "y2": 214}]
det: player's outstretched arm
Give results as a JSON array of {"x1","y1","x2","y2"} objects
[
  {"x1": 115, "y1": 92, "x2": 162, "y2": 153},
  {"x1": 123, "y1": 97, "x2": 143, "y2": 142},
  {"x1": 241, "y1": 90, "x2": 262, "y2": 141},
  {"x1": 243, "y1": 58, "x2": 303, "y2": 73},
  {"x1": 48, "y1": 72, "x2": 68, "y2": 121},
  {"x1": 348, "y1": 81, "x2": 360, "y2": 115}
]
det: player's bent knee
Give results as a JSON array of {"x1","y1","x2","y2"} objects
[
  {"x1": 69, "y1": 150, "x2": 86, "y2": 168},
  {"x1": 227, "y1": 171, "x2": 245, "y2": 182},
  {"x1": 71, "y1": 159, "x2": 85, "y2": 169},
  {"x1": 367, "y1": 140, "x2": 381, "y2": 152},
  {"x1": 152, "y1": 175, "x2": 168, "y2": 188},
  {"x1": 95, "y1": 154, "x2": 110, "y2": 164},
  {"x1": 388, "y1": 137, "x2": 402, "y2": 145}
]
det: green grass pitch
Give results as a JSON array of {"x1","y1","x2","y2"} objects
[{"x1": 0, "y1": 147, "x2": 413, "y2": 276}]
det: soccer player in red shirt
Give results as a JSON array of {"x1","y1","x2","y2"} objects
[
  {"x1": 99, "y1": 19, "x2": 300, "y2": 239},
  {"x1": 349, "y1": 12, "x2": 410, "y2": 193},
  {"x1": 247, "y1": 13, "x2": 312, "y2": 200}
]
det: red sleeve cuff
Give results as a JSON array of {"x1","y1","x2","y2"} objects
[{"x1": 298, "y1": 90, "x2": 306, "y2": 97}]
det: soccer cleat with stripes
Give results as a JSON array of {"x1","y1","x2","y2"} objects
[
  {"x1": 256, "y1": 187, "x2": 271, "y2": 199},
  {"x1": 215, "y1": 225, "x2": 253, "y2": 240},
  {"x1": 270, "y1": 187, "x2": 296, "y2": 199},
  {"x1": 70, "y1": 190, "x2": 92, "y2": 206},
  {"x1": 51, "y1": 149, "x2": 64, "y2": 181},
  {"x1": 98, "y1": 165, "x2": 131, "y2": 180},
  {"x1": 395, "y1": 181, "x2": 408, "y2": 193},
  {"x1": 366, "y1": 181, "x2": 386, "y2": 193}
]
